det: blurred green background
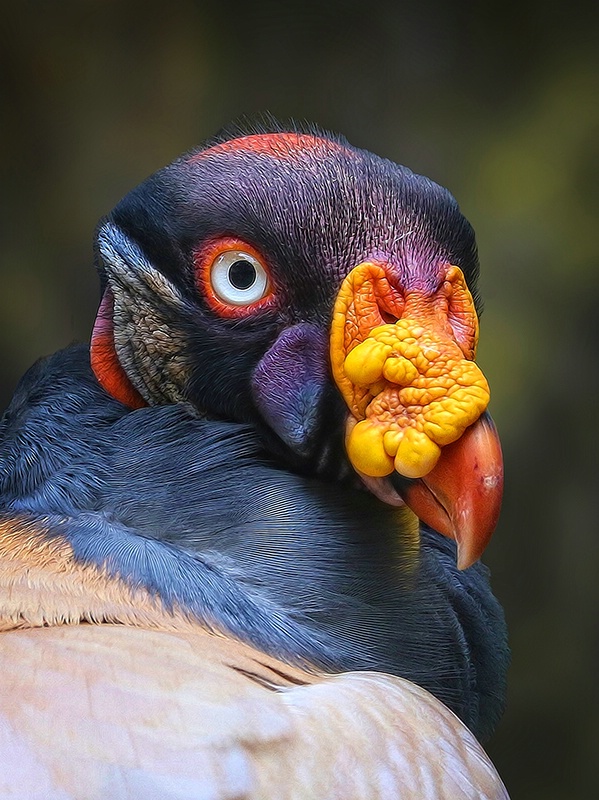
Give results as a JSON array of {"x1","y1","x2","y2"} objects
[{"x1": 1, "y1": 1, "x2": 597, "y2": 796}]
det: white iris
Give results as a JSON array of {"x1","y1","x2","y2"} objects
[{"x1": 210, "y1": 250, "x2": 269, "y2": 306}]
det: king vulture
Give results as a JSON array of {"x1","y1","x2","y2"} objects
[{"x1": 0, "y1": 121, "x2": 509, "y2": 799}]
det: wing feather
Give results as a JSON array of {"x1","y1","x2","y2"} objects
[{"x1": 0, "y1": 625, "x2": 507, "y2": 799}]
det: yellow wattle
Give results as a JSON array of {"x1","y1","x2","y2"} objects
[
  {"x1": 330, "y1": 263, "x2": 490, "y2": 481},
  {"x1": 346, "y1": 420, "x2": 395, "y2": 477}
]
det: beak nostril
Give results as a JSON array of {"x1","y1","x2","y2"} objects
[{"x1": 379, "y1": 309, "x2": 398, "y2": 324}]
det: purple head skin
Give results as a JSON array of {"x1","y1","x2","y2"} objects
[
  {"x1": 252, "y1": 323, "x2": 330, "y2": 457},
  {"x1": 95, "y1": 124, "x2": 480, "y2": 474}
]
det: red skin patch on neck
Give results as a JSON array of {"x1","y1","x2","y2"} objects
[
  {"x1": 90, "y1": 288, "x2": 147, "y2": 409},
  {"x1": 191, "y1": 132, "x2": 351, "y2": 162}
]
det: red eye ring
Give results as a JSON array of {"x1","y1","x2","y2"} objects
[{"x1": 195, "y1": 237, "x2": 276, "y2": 319}]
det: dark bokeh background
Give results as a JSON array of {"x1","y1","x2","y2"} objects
[{"x1": 1, "y1": 2, "x2": 597, "y2": 796}]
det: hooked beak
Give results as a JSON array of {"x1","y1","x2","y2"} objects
[
  {"x1": 392, "y1": 412, "x2": 503, "y2": 569},
  {"x1": 332, "y1": 261, "x2": 503, "y2": 568}
]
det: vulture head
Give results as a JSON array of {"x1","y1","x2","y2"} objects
[{"x1": 90, "y1": 121, "x2": 503, "y2": 570}]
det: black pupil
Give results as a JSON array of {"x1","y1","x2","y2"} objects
[{"x1": 228, "y1": 260, "x2": 257, "y2": 290}]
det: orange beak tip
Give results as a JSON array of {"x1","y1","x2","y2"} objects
[
  {"x1": 413, "y1": 413, "x2": 503, "y2": 567},
  {"x1": 366, "y1": 413, "x2": 503, "y2": 568}
]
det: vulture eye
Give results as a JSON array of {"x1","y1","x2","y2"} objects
[
  {"x1": 211, "y1": 250, "x2": 268, "y2": 306},
  {"x1": 195, "y1": 237, "x2": 275, "y2": 318}
]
